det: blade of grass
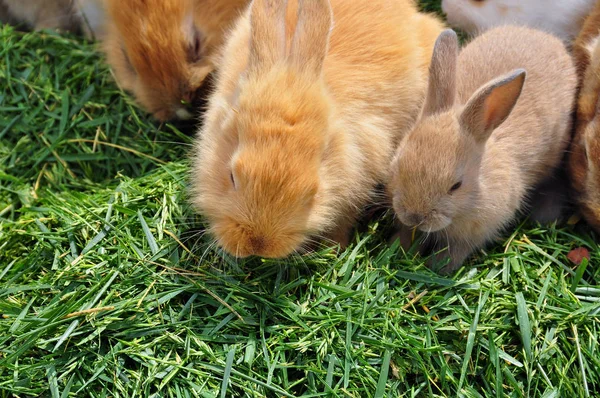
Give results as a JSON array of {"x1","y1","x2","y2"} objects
[
  {"x1": 516, "y1": 292, "x2": 532, "y2": 363},
  {"x1": 458, "y1": 291, "x2": 489, "y2": 392},
  {"x1": 374, "y1": 349, "x2": 392, "y2": 398},
  {"x1": 220, "y1": 348, "x2": 236, "y2": 398},
  {"x1": 138, "y1": 210, "x2": 159, "y2": 255}
]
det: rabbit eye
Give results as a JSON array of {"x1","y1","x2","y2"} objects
[
  {"x1": 449, "y1": 181, "x2": 462, "y2": 194},
  {"x1": 230, "y1": 171, "x2": 237, "y2": 189},
  {"x1": 121, "y1": 46, "x2": 136, "y2": 75},
  {"x1": 188, "y1": 27, "x2": 203, "y2": 63}
]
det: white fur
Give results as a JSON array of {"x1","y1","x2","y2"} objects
[
  {"x1": 442, "y1": 0, "x2": 596, "y2": 41},
  {"x1": 175, "y1": 108, "x2": 194, "y2": 120}
]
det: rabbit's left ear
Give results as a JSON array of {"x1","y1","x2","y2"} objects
[
  {"x1": 248, "y1": 0, "x2": 288, "y2": 73},
  {"x1": 577, "y1": 36, "x2": 600, "y2": 124},
  {"x1": 288, "y1": 0, "x2": 333, "y2": 76},
  {"x1": 422, "y1": 29, "x2": 459, "y2": 117},
  {"x1": 584, "y1": 118, "x2": 600, "y2": 173},
  {"x1": 460, "y1": 69, "x2": 526, "y2": 143}
]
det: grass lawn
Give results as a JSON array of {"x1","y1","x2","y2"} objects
[{"x1": 1, "y1": 1, "x2": 600, "y2": 396}]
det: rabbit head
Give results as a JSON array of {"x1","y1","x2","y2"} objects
[
  {"x1": 571, "y1": 34, "x2": 600, "y2": 232},
  {"x1": 104, "y1": 0, "x2": 246, "y2": 121},
  {"x1": 390, "y1": 30, "x2": 526, "y2": 233},
  {"x1": 193, "y1": 0, "x2": 335, "y2": 258}
]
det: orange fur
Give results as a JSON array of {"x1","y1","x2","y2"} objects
[
  {"x1": 569, "y1": 2, "x2": 600, "y2": 233},
  {"x1": 191, "y1": 0, "x2": 445, "y2": 258},
  {"x1": 573, "y1": 1, "x2": 600, "y2": 84},
  {"x1": 103, "y1": 0, "x2": 248, "y2": 121},
  {"x1": 390, "y1": 27, "x2": 576, "y2": 272}
]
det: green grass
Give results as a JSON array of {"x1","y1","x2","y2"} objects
[{"x1": 1, "y1": 2, "x2": 600, "y2": 396}]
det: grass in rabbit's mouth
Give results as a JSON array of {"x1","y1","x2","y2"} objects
[{"x1": 1, "y1": 3, "x2": 600, "y2": 396}]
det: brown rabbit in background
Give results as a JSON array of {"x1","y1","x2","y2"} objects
[
  {"x1": 190, "y1": 0, "x2": 444, "y2": 259},
  {"x1": 1, "y1": 0, "x2": 104, "y2": 38},
  {"x1": 569, "y1": 2, "x2": 600, "y2": 233},
  {"x1": 389, "y1": 27, "x2": 576, "y2": 273},
  {"x1": 2, "y1": 0, "x2": 80, "y2": 32},
  {"x1": 103, "y1": 0, "x2": 249, "y2": 121}
]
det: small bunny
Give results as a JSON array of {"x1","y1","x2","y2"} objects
[
  {"x1": 2, "y1": 0, "x2": 83, "y2": 33},
  {"x1": 190, "y1": 0, "x2": 445, "y2": 259},
  {"x1": 0, "y1": 0, "x2": 105, "y2": 39},
  {"x1": 569, "y1": 2, "x2": 600, "y2": 233},
  {"x1": 103, "y1": 0, "x2": 249, "y2": 121},
  {"x1": 389, "y1": 27, "x2": 576, "y2": 273},
  {"x1": 441, "y1": 0, "x2": 596, "y2": 42}
]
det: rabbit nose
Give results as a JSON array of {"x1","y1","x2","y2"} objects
[
  {"x1": 248, "y1": 235, "x2": 266, "y2": 254},
  {"x1": 405, "y1": 213, "x2": 425, "y2": 227},
  {"x1": 181, "y1": 90, "x2": 194, "y2": 106},
  {"x1": 181, "y1": 89, "x2": 205, "y2": 110}
]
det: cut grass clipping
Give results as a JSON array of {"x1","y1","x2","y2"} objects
[{"x1": 1, "y1": 6, "x2": 600, "y2": 398}]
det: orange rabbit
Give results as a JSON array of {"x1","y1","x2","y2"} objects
[
  {"x1": 190, "y1": 0, "x2": 444, "y2": 258},
  {"x1": 569, "y1": 2, "x2": 600, "y2": 233},
  {"x1": 103, "y1": 0, "x2": 248, "y2": 121}
]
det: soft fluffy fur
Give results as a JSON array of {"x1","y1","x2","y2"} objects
[
  {"x1": 103, "y1": 0, "x2": 248, "y2": 121},
  {"x1": 442, "y1": 0, "x2": 595, "y2": 42},
  {"x1": 569, "y1": 2, "x2": 600, "y2": 233},
  {"x1": 390, "y1": 27, "x2": 576, "y2": 273},
  {"x1": 190, "y1": 0, "x2": 445, "y2": 259}
]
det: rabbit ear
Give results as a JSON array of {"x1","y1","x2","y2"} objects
[
  {"x1": 422, "y1": 29, "x2": 459, "y2": 117},
  {"x1": 289, "y1": 0, "x2": 333, "y2": 76},
  {"x1": 578, "y1": 37, "x2": 600, "y2": 124},
  {"x1": 460, "y1": 69, "x2": 526, "y2": 143},
  {"x1": 248, "y1": 0, "x2": 288, "y2": 73},
  {"x1": 584, "y1": 119, "x2": 600, "y2": 173}
]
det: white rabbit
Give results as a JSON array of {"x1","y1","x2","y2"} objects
[{"x1": 442, "y1": 0, "x2": 596, "y2": 42}]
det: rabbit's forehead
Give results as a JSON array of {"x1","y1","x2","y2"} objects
[
  {"x1": 235, "y1": 144, "x2": 319, "y2": 190},
  {"x1": 397, "y1": 125, "x2": 463, "y2": 189}
]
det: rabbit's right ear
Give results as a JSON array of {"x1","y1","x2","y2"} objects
[
  {"x1": 460, "y1": 69, "x2": 526, "y2": 143},
  {"x1": 583, "y1": 115, "x2": 600, "y2": 173},
  {"x1": 248, "y1": 0, "x2": 288, "y2": 73},
  {"x1": 578, "y1": 38, "x2": 600, "y2": 124},
  {"x1": 422, "y1": 29, "x2": 459, "y2": 117},
  {"x1": 289, "y1": 0, "x2": 333, "y2": 76}
]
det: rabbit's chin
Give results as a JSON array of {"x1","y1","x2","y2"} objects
[{"x1": 416, "y1": 217, "x2": 453, "y2": 234}]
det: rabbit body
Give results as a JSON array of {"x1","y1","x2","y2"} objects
[
  {"x1": 191, "y1": 0, "x2": 444, "y2": 259},
  {"x1": 390, "y1": 26, "x2": 576, "y2": 272},
  {"x1": 103, "y1": 0, "x2": 249, "y2": 121},
  {"x1": 569, "y1": 2, "x2": 600, "y2": 233},
  {"x1": 442, "y1": 0, "x2": 595, "y2": 42}
]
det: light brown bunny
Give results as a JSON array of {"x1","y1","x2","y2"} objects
[
  {"x1": 569, "y1": 1, "x2": 600, "y2": 233},
  {"x1": 103, "y1": 0, "x2": 249, "y2": 121},
  {"x1": 1, "y1": 0, "x2": 105, "y2": 39},
  {"x1": 190, "y1": 0, "x2": 445, "y2": 259},
  {"x1": 2, "y1": 0, "x2": 81, "y2": 32},
  {"x1": 390, "y1": 27, "x2": 576, "y2": 273}
]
